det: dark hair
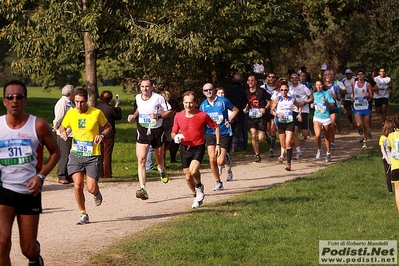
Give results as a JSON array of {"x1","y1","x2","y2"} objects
[
  {"x1": 100, "y1": 90, "x2": 113, "y2": 102},
  {"x1": 75, "y1": 88, "x2": 88, "y2": 100},
  {"x1": 3, "y1": 80, "x2": 28, "y2": 97}
]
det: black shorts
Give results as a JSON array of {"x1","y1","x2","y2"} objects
[
  {"x1": 248, "y1": 118, "x2": 266, "y2": 131},
  {"x1": 391, "y1": 169, "x2": 399, "y2": 182},
  {"x1": 0, "y1": 186, "x2": 42, "y2": 215},
  {"x1": 180, "y1": 144, "x2": 206, "y2": 169},
  {"x1": 278, "y1": 122, "x2": 295, "y2": 134},
  {"x1": 343, "y1": 100, "x2": 352, "y2": 110},
  {"x1": 293, "y1": 112, "x2": 309, "y2": 130},
  {"x1": 136, "y1": 126, "x2": 165, "y2": 148},
  {"x1": 374, "y1": 98, "x2": 389, "y2": 108},
  {"x1": 205, "y1": 133, "x2": 230, "y2": 149}
]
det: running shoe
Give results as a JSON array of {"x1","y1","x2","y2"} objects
[
  {"x1": 325, "y1": 153, "x2": 331, "y2": 163},
  {"x1": 269, "y1": 148, "x2": 275, "y2": 157},
  {"x1": 226, "y1": 153, "x2": 232, "y2": 167},
  {"x1": 316, "y1": 149, "x2": 322, "y2": 159},
  {"x1": 254, "y1": 154, "x2": 261, "y2": 163},
  {"x1": 213, "y1": 181, "x2": 224, "y2": 191},
  {"x1": 94, "y1": 191, "x2": 103, "y2": 206},
  {"x1": 278, "y1": 156, "x2": 284, "y2": 163},
  {"x1": 266, "y1": 133, "x2": 272, "y2": 145},
  {"x1": 136, "y1": 188, "x2": 149, "y2": 200},
  {"x1": 226, "y1": 172, "x2": 233, "y2": 181},
  {"x1": 192, "y1": 185, "x2": 205, "y2": 208},
  {"x1": 160, "y1": 170, "x2": 169, "y2": 183},
  {"x1": 294, "y1": 153, "x2": 302, "y2": 160},
  {"x1": 330, "y1": 143, "x2": 335, "y2": 150},
  {"x1": 285, "y1": 163, "x2": 291, "y2": 171},
  {"x1": 76, "y1": 213, "x2": 89, "y2": 225},
  {"x1": 362, "y1": 141, "x2": 367, "y2": 149}
]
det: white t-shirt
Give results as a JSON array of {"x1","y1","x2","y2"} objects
[
  {"x1": 374, "y1": 75, "x2": 391, "y2": 99},
  {"x1": 289, "y1": 83, "x2": 312, "y2": 113}
]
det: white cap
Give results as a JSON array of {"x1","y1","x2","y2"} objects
[
  {"x1": 321, "y1": 64, "x2": 328, "y2": 71},
  {"x1": 345, "y1": 68, "x2": 352, "y2": 74}
]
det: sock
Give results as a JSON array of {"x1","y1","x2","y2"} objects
[
  {"x1": 287, "y1": 148, "x2": 293, "y2": 163},
  {"x1": 225, "y1": 164, "x2": 231, "y2": 171},
  {"x1": 195, "y1": 183, "x2": 202, "y2": 188},
  {"x1": 80, "y1": 210, "x2": 86, "y2": 214},
  {"x1": 296, "y1": 147, "x2": 301, "y2": 153}
]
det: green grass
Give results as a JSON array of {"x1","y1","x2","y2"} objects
[{"x1": 84, "y1": 149, "x2": 398, "y2": 266}]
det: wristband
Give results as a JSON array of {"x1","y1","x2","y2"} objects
[
  {"x1": 216, "y1": 143, "x2": 221, "y2": 146},
  {"x1": 101, "y1": 133, "x2": 106, "y2": 137}
]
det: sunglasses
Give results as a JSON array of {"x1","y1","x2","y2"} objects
[
  {"x1": 203, "y1": 88, "x2": 213, "y2": 92},
  {"x1": 291, "y1": 76, "x2": 299, "y2": 79},
  {"x1": 268, "y1": 76, "x2": 276, "y2": 78},
  {"x1": 5, "y1": 94, "x2": 25, "y2": 100},
  {"x1": 280, "y1": 89, "x2": 289, "y2": 92}
]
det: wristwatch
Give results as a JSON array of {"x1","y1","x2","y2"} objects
[
  {"x1": 38, "y1": 174, "x2": 46, "y2": 183},
  {"x1": 157, "y1": 114, "x2": 162, "y2": 119}
]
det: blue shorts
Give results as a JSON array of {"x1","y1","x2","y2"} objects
[{"x1": 353, "y1": 108, "x2": 371, "y2": 116}]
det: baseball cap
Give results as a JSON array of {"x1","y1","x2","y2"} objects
[
  {"x1": 345, "y1": 69, "x2": 352, "y2": 74},
  {"x1": 321, "y1": 64, "x2": 327, "y2": 71}
]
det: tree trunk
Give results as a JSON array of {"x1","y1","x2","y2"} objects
[{"x1": 83, "y1": 31, "x2": 98, "y2": 107}]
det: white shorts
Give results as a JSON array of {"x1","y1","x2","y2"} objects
[{"x1": 313, "y1": 117, "x2": 332, "y2": 126}]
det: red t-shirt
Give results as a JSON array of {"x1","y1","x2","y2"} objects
[{"x1": 172, "y1": 109, "x2": 217, "y2": 146}]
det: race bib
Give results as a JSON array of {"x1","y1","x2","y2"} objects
[
  {"x1": 138, "y1": 114, "x2": 157, "y2": 128},
  {"x1": 314, "y1": 103, "x2": 327, "y2": 114},
  {"x1": 354, "y1": 96, "x2": 368, "y2": 109},
  {"x1": 71, "y1": 140, "x2": 93, "y2": 157},
  {"x1": 278, "y1": 111, "x2": 293, "y2": 124},
  {"x1": 208, "y1": 112, "x2": 224, "y2": 124},
  {"x1": 249, "y1": 108, "x2": 263, "y2": 119},
  {"x1": 0, "y1": 139, "x2": 34, "y2": 166}
]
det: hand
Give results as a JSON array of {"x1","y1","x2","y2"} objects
[
  {"x1": 94, "y1": 134, "x2": 104, "y2": 144},
  {"x1": 127, "y1": 114, "x2": 135, "y2": 122},
  {"x1": 297, "y1": 113, "x2": 303, "y2": 122},
  {"x1": 215, "y1": 145, "x2": 221, "y2": 157},
  {"x1": 60, "y1": 131, "x2": 68, "y2": 141},
  {"x1": 174, "y1": 134, "x2": 185, "y2": 144},
  {"x1": 27, "y1": 175, "x2": 43, "y2": 196}
]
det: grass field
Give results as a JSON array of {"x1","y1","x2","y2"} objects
[{"x1": 84, "y1": 149, "x2": 398, "y2": 266}]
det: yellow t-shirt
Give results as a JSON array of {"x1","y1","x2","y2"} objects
[
  {"x1": 62, "y1": 107, "x2": 108, "y2": 156},
  {"x1": 387, "y1": 132, "x2": 399, "y2": 170}
]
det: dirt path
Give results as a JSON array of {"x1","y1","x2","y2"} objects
[{"x1": 10, "y1": 118, "x2": 383, "y2": 265}]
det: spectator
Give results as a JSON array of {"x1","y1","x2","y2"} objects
[
  {"x1": 97, "y1": 90, "x2": 122, "y2": 178},
  {"x1": 52, "y1": 84, "x2": 75, "y2": 184}
]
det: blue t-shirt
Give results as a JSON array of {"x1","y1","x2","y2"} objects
[
  {"x1": 199, "y1": 96, "x2": 234, "y2": 135},
  {"x1": 313, "y1": 90, "x2": 334, "y2": 120}
]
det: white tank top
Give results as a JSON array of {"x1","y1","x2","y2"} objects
[
  {"x1": 353, "y1": 81, "x2": 369, "y2": 111},
  {"x1": 0, "y1": 115, "x2": 42, "y2": 194}
]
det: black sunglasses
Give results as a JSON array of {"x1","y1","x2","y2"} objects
[
  {"x1": 280, "y1": 89, "x2": 289, "y2": 92},
  {"x1": 5, "y1": 94, "x2": 25, "y2": 100},
  {"x1": 203, "y1": 88, "x2": 213, "y2": 92},
  {"x1": 268, "y1": 76, "x2": 276, "y2": 78}
]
